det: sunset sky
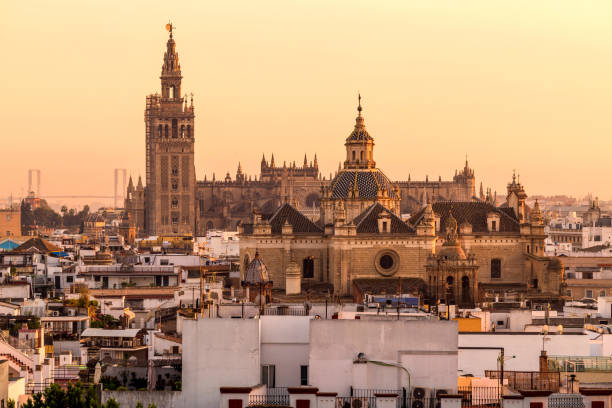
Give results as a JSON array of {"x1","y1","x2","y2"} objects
[{"x1": 3, "y1": 0, "x2": 612, "y2": 207}]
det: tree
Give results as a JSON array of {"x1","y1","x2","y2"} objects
[
  {"x1": 104, "y1": 400, "x2": 120, "y2": 408},
  {"x1": 22, "y1": 382, "x2": 107, "y2": 408},
  {"x1": 20, "y1": 201, "x2": 34, "y2": 233}
]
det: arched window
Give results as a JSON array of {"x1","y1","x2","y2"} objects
[
  {"x1": 360, "y1": 151, "x2": 364, "y2": 160},
  {"x1": 169, "y1": 85, "x2": 175, "y2": 99},
  {"x1": 352, "y1": 151, "x2": 356, "y2": 160},
  {"x1": 303, "y1": 257, "x2": 314, "y2": 279},
  {"x1": 187, "y1": 125, "x2": 191, "y2": 138},
  {"x1": 172, "y1": 119, "x2": 178, "y2": 138},
  {"x1": 180, "y1": 125, "x2": 185, "y2": 138},
  {"x1": 164, "y1": 125, "x2": 169, "y2": 138},
  {"x1": 158, "y1": 125, "x2": 162, "y2": 137},
  {"x1": 206, "y1": 221, "x2": 214, "y2": 230}
]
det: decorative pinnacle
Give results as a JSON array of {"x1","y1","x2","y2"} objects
[{"x1": 357, "y1": 93, "x2": 363, "y2": 116}]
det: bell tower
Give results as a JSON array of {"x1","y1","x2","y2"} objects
[{"x1": 145, "y1": 24, "x2": 196, "y2": 236}]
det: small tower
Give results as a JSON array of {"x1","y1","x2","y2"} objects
[
  {"x1": 426, "y1": 210, "x2": 479, "y2": 307},
  {"x1": 506, "y1": 171, "x2": 527, "y2": 223},
  {"x1": 344, "y1": 94, "x2": 376, "y2": 170},
  {"x1": 236, "y1": 162, "x2": 245, "y2": 183}
]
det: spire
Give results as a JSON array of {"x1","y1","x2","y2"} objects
[
  {"x1": 261, "y1": 153, "x2": 267, "y2": 166},
  {"x1": 530, "y1": 199, "x2": 543, "y2": 225},
  {"x1": 313, "y1": 154, "x2": 318, "y2": 168},
  {"x1": 161, "y1": 22, "x2": 182, "y2": 104},
  {"x1": 270, "y1": 154, "x2": 275, "y2": 167},
  {"x1": 479, "y1": 182, "x2": 484, "y2": 200},
  {"x1": 137, "y1": 176, "x2": 144, "y2": 190},
  {"x1": 162, "y1": 23, "x2": 181, "y2": 77},
  {"x1": 303, "y1": 154, "x2": 308, "y2": 167},
  {"x1": 351, "y1": 93, "x2": 368, "y2": 137},
  {"x1": 127, "y1": 176, "x2": 134, "y2": 192}
]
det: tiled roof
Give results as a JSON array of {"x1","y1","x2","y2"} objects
[
  {"x1": 329, "y1": 169, "x2": 398, "y2": 200},
  {"x1": 268, "y1": 204, "x2": 323, "y2": 234},
  {"x1": 353, "y1": 203, "x2": 415, "y2": 234},
  {"x1": 346, "y1": 125, "x2": 373, "y2": 141},
  {"x1": 409, "y1": 201, "x2": 520, "y2": 233},
  {"x1": 15, "y1": 238, "x2": 62, "y2": 253}
]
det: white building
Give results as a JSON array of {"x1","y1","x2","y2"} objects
[
  {"x1": 196, "y1": 230, "x2": 239, "y2": 259},
  {"x1": 458, "y1": 332, "x2": 590, "y2": 377},
  {"x1": 181, "y1": 317, "x2": 458, "y2": 408}
]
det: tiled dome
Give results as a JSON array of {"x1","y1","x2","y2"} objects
[
  {"x1": 244, "y1": 252, "x2": 269, "y2": 285},
  {"x1": 329, "y1": 168, "x2": 399, "y2": 199},
  {"x1": 346, "y1": 115, "x2": 373, "y2": 142}
]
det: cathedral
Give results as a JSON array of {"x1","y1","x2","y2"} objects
[
  {"x1": 238, "y1": 98, "x2": 563, "y2": 303},
  {"x1": 124, "y1": 27, "x2": 477, "y2": 237},
  {"x1": 124, "y1": 26, "x2": 564, "y2": 303}
]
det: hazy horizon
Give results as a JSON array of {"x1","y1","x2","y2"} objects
[{"x1": 3, "y1": 0, "x2": 612, "y2": 206}]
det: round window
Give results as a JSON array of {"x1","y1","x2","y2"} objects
[
  {"x1": 374, "y1": 250, "x2": 400, "y2": 277},
  {"x1": 380, "y1": 255, "x2": 394, "y2": 270}
]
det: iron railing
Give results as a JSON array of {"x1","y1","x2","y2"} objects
[
  {"x1": 485, "y1": 370, "x2": 561, "y2": 392},
  {"x1": 248, "y1": 393, "x2": 290, "y2": 406},
  {"x1": 261, "y1": 307, "x2": 309, "y2": 316},
  {"x1": 547, "y1": 356, "x2": 612, "y2": 372},
  {"x1": 344, "y1": 387, "x2": 502, "y2": 408},
  {"x1": 337, "y1": 396, "x2": 377, "y2": 408}
]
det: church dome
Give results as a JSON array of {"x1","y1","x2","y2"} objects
[
  {"x1": 329, "y1": 168, "x2": 399, "y2": 200},
  {"x1": 244, "y1": 252, "x2": 270, "y2": 285}
]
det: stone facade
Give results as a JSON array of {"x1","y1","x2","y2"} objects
[
  {"x1": 125, "y1": 30, "x2": 475, "y2": 237},
  {"x1": 239, "y1": 106, "x2": 562, "y2": 303},
  {"x1": 0, "y1": 207, "x2": 21, "y2": 238}
]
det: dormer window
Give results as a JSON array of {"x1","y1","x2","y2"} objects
[
  {"x1": 487, "y1": 213, "x2": 501, "y2": 232},
  {"x1": 378, "y1": 213, "x2": 391, "y2": 234}
]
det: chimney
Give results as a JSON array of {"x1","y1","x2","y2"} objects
[{"x1": 539, "y1": 350, "x2": 548, "y2": 372}]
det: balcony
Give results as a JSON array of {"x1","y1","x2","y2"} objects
[
  {"x1": 485, "y1": 370, "x2": 561, "y2": 392},
  {"x1": 547, "y1": 356, "x2": 612, "y2": 372}
]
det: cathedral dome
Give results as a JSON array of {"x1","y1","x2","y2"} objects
[{"x1": 329, "y1": 168, "x2": 399, "y2": 200}]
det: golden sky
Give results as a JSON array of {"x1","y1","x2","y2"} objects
[{"x1": 3, "y1": 0, "x2": 612, "y2": 205}]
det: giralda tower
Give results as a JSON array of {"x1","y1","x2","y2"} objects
[{"x1": 144, "y1": 24, "x2": 196, "y2": 235}]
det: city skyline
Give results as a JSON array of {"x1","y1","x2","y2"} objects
[{"x1": 3, "y1": 0, "x2": 612, "y2": 203}]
